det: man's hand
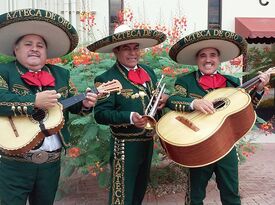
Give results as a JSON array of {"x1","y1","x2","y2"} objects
[
  {"x1": 256, "y1": 71, "x2": 271, "y2": 92},
  {"x1": 193, "y1": 99, "x2": 215, "y2": 114},
  {"x1": 82, "y1": 87, "x2": 98, "y2": 109},
  {"x1": 132, "y1": 112, "x2": 148, "y2": 128},
  {"x1": 35, "y1": 90, "x2": 60, "y2": 109},
  {"x1": 157, "y1": 93, "x2": 169, "y2": 109}
]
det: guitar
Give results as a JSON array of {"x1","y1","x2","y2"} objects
[
  {"x1": 0, "y1": 79, "x2": 122, "y2": 155},
  {"x1": 156, "y1": 68, "x2": 275, "y2": 168}
]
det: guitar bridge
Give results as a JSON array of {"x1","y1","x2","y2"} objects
[{"x1": 176, "y1": 116, "x2": 200, "y2": 132}]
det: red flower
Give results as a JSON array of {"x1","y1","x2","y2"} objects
[
  {"x1": 68, "y1": 147, "x2": 80, "y2": 158},
  {"x1": 46, "y1": 58, "x2": 62, "y2": 65},
  {"x1": 181, "y1": 68, "x2": 189, "y2": 73}
]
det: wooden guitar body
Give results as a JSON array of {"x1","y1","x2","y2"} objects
[
  {"x1": 0, "y1": 103, "x2": 64, "y2": 155},
  {"x1": 156, "y1": 87, "x2": 256, "y2": 167}
]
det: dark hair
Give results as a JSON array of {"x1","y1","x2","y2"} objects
[{"x1": 13, "y1": 35, "x2": 48, "y2": 56}]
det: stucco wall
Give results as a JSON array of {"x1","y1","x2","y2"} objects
[
  {"x1": 125, "y1": 0, "x2": 208, "y2": 36},
  {"x1": 0, "y1": 0, "x2": 110, "y2": 46},
  {"x1": 0, "y1": 0, "x2": 274, "y2": 44},
  {"x1": 222, "y1": 0, "x2": 275, "y2": 31}
]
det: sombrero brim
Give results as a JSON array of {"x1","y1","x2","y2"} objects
[
  {"x1": 169, "y1": 30, "x2": 247, "y2": 65},
  {"x1": 87, "y1": 29, "x2": 167, "y2": 53},
  {"x1": 0, "y1": 9, "x2": 79, "y2": 58}
]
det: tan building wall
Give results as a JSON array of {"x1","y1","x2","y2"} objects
[
  {"x1": 1, "y1": 0, "x2": 274, "y2": 47},
  {"x1": 222, "y1": 0, "x2": 275, "y2": 31},
  {"x1": 0, "y1": 0, "x2": 107, "y2": 46}
]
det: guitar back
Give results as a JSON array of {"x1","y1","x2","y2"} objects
[{"x1": 0, "y1": 103, "x2": 64, "y2": 155}]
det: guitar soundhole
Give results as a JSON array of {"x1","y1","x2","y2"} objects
[
  {"x1": 213, "y1": 98, "x2": 229, "y2": 111},
  {"x1": 31, "y1": 109, "x2": 47, "y2": 122}
]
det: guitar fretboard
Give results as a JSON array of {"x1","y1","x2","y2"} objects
[
  {"x1": 239, "y1": 76, "x2": 261, "y2": 90},
  {"x1": 60, "y1": 88, "x2": 98, "y2": 109}
]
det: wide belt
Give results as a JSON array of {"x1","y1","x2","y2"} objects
[
  {"x1": 111, "y1": 129, "x2": 155, "y2": 141},
  {"x1": 0, "y1": 149, "x2": 62, "y2": 164}
]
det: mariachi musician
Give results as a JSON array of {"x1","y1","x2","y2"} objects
[
  {"x1": 86, "y1": 24, "x2": 168, "y2": 205},
  {"x1": 166, "y1": 29, "x2": 270, "y2": 204},
  {"x1": 0, "y1": 9, "x2": 98, "y2": 205}
]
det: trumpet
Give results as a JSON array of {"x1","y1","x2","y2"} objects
[{"x1": 143, "y1": 75, "x2": 166, "y2": 130}]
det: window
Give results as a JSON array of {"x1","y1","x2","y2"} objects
[
  {"x1": 208, "y1": 0, "x2": 221, "y2": 29},
  {"x1": 109, "y1": 0, "x2": 123, "y2": 34}
]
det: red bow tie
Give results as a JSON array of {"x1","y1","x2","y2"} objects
[
  {"x1": 128, "y1": 68, "x2": 150, "y2": 85},
  {"x1": 199, "y1": 73, "x2": 226, "y2": 90},
  {"x1": 21, "y1": 71, "x2": 55, "y2": 87}
]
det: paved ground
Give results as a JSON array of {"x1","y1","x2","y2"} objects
[{"x1": 55, "y1": 133, "x2": 275, "y2": 205}]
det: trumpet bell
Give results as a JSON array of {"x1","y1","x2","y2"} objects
[
  {"x1": 143, "y1": 115, "x2": 157, "y2": 130},
  {"x1": 142, "y1": 74, "x2": 166, "y2": 130}
]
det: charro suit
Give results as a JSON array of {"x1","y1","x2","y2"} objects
[
  {"x1": 0, "y1": 60, "x2": 87, "y2": 205},
  {"x1": 94, "y1": 62, "x2": 159, "y2": 205},
  {"x1": 166, "y1": 70, "x2": 263, "y2": 205}
]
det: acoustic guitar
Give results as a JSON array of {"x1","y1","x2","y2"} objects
[
  {"x1": 156, "y1": 68, "x2": 274, "y2": 167},
  {"x1": 0, "y1": 79, "x2": 122, "y2": 155}
]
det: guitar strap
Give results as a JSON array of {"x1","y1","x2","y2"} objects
[
  {"x1": 225, "y1": 77, "x2": 240, "y2": 88},
  {"x1": 37, "y1": 87, "x2": 52, "y2": 137},
  {"x1": 39, "y1": 120, "x2": 51, "y2": 137},
  {"x1": 207, "y1": 77, "x2": 239, "y2": 92}
]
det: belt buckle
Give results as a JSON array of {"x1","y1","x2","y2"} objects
[{"x1": 31, "y1": 151, "x2": 49, "y2": 164}]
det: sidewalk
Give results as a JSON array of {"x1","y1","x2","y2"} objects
[{"x1": 55, "y1": 134, "x2": 275, "y2": 205}]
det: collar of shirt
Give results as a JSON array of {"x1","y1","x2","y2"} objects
[
  {"x1": 200, "y1": 70, "x2": 218, "y2": 76},
  {"x1": 122, "y1": 64, "x2": 138, "y2": 71},
  {"x1": 29, "y1": 69, "x2": 42, "y2": 72}
]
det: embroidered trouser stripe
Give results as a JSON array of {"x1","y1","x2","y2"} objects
[
  {"x1": 109, "y1": 137, "x2": 153, "y2": 205},
  {"x1": 185, "y1": 170, "x2": 191, "y2": 205},
  {"x1": 112, "y1": 138, "x2": 125, "y2": 205}
]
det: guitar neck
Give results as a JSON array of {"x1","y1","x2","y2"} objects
[
  {"x1": 239, "y1": 76, "x2": 261, "y2": 90},
  {"x1": 239, "y1": 67, "x2": 275, "y2": 90},
  {"x1": 60, "y1": 88, "x2": 98, "y2": 109}
]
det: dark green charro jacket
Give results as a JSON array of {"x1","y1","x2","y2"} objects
[
  {"x1": 167, "y1": 70, "x2": 263, "y2": 111},
  {"x1": 0, "y1": 60, "x2": 85, "y2": 147},
  {"x1": 94, "y1": 62, "x2": 158, "y2": 138}
]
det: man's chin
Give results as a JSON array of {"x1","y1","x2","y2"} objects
[
  {"x1": 201, "y1": 68, "x2": 218, "y2": 75},
  {"x1": 126, "y1": 62, "x2": 138, "y2": 68},
  {"x1": 25, "y1": 62, "x2": 45, "y2": 70}
]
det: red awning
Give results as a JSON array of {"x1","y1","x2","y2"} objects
[{"x1": 235, "y1": 17, "x2": 275, "y2": 44}]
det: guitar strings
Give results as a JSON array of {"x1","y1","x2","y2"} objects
[{"x1": 185, "y1": 88, "x2": 243, "y2": 122}]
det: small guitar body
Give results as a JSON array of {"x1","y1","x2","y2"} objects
[
  {"x1": 0, "y1": 79, "x2": 122, "y2": 155},
  {"x1": 0, "y1": 103, "x2": 64, "y2": 155},
  {"x1": 156, "y1": 87, "x2": 256, "y2": 167}
]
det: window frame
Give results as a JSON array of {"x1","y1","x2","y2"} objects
[
  {"x1": 208, "y1": 0, "x2": 222, "y2": 29},
  {"x1": 109, "y1": 0, "x2": 124, "y2": 34}
]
